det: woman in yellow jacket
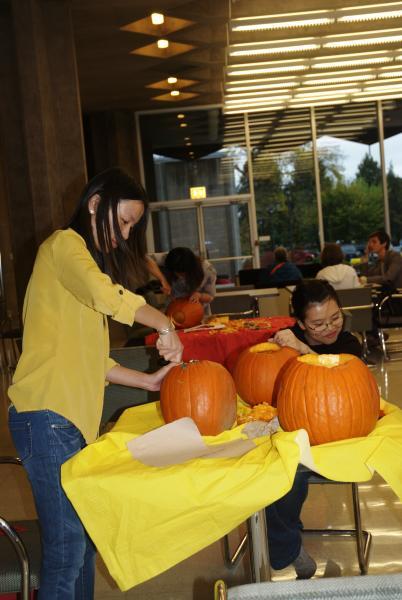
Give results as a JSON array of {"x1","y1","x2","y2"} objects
[{"x1": 8, "y1": 167, "x2": 183, "y2": 600}]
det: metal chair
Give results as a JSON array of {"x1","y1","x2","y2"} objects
[
  {"x1": 0, "y1": 457, "x2": 41, "y2": 600},
  {"x1": 336, "y1": 287, "x2": 374, "y2": 360},
  {"x1": 303, "y1": 470, "x2": 371, "y2": 576},
  {"x1": 215, "y1": 572, "x2": 402, "y2": 600},
  {"x1": 210, "y1": 294, "x2": 258, "y2": 320},
  {"x1": 376, "y1": 291, "x2": 402, "y2": 360}
]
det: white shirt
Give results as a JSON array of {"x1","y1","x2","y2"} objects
[{"x1": 316, "y1": 264, "x2": 361, "y2": 290}]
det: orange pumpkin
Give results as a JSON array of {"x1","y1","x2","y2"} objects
[
  {"x1": 276, "y1": 353, "x2": 380, "y2": 446},
  {"x1": 160, "y1": 360, "x2": 237, "y2": 435},
  {"x1": 166, "y1": 297, "x2": 204, "y2": 329},
  {"x1": 233, "y1": 342, "x2": 299, "y2": 406}
]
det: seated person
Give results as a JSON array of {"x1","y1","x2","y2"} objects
[
  {"x1": 359, "y1": 229, "x2": 402, "y2": 290},
  {"x1": 316, "y1": 243, "x2": 360, "y2": 290},
  {"x1": 147, "y1": 247, "x2": 217, "y2": 313},
  {"x1": 264, "y1": 246, "x2": 302, "y2": 286},
  {"x1": 265, "y1": 280, "x2": 362, "y2": 579}
]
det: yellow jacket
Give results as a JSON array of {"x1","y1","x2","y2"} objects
[{"x1": 8, "y1": 229, "x2": 146, "y2": 443}]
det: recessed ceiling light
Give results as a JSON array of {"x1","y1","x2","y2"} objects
[
  {"x1": 151, "y1": 13, "x2": 164, "y2": 25},
  {"x1": 170, "y1": 90, "x2": 180, "y2": 96},
  {"x1": 167, "y1": 76, "x2": 178, "y2": 84},
  {"x1": 185, "y1": 142, "x2": 192, "y2": 146},
  {"x1": 157, "y1": 39, "x2": 169, "y2": 49},
  {"x1": 177, "y1": 113, "x2": 185, "y2": 119},
  {"x1": 180, "y1": 122, "x2": 188, "y2": 127}
]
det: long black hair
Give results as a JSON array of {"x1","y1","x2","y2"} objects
[
  {"x1": 164, "y1": 247, "x2": 204, "y2": 293},
  {"x1": 66, "y1": 167, "x2": 149, "y2": 290},
  {"x1": 291, "y1": 280, "x2": 340, "y2": 322}
]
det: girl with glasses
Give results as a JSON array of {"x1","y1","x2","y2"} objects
[
  {"x1": 265, "y1": 280, "x2": 362, "y2": 580},
  {"x1": 272, "y1": 279, "x2": 362, "y2": 357}
]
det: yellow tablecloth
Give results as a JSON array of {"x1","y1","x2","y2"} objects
[{"x1": 61, "y1": 398, "x2": 402, "y2": 591}]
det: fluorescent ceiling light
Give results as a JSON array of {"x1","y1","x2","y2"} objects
[
  {"x1": 225, "y1": 94, "x2": 292, "y2": 106},
  {"x1": 312, "y1": 50, "x2": 394, "y2": 68},
  {"x1": 229, "y1": 38, "x2": 319, "y2": 57},
  {"x1": 226, "y1": 88, "x2": 293, "y2": 99},
  {"x1": 231, "y1": 3, "x2": 402, "y2": 33},
  {"x1": 231, "y1": 10, "x2": 334, "y2": 32},
  {"x1": 229, "y1": 29, "x2": 402, "y2": 58},
  {"x1": 304, "y1": 73, "x2": 376, "y2": 85},
  {"x1": 337, "y1": 3, "x2": 402, "y2": 23},
  {"x1": 226, "y1": 81, "x2": 299, "y2": 92},
  {"x1": 228, "y1": 59, "x2": 308, "y2": 77},
  {"x1": 324, "y1": 28, "x2": 402, "y2": 49}
]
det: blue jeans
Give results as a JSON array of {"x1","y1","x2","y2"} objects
[
  {"x1": 8, "y1": 406, "x2": 96, "y2": 600},
  {"x1": 265, "y1": 467, "x2": 310, "y2": 570}
]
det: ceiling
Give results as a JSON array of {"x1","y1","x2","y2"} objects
[
  {"x1": 72, "y1": 0, "x2": 402, "y2": 114},
  {"x1": 71, "y1": 1, "x2": 402, "y2": 165},
  {"x1": 71, "y1": 0, "x2": 228, "y2": 113}
]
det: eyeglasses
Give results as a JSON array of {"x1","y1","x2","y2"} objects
[{"x1": 304, "y1": 311, "x2": 344, "y2": 333}]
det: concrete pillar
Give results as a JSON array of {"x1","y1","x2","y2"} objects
[{"x1": 0, "y1": 0, "x2": 87, "y2": 317}]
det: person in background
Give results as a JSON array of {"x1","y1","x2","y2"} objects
[
  {"x1": 148, "y1": 247, "x2": 217, "y2": 312},
  {"x1": 8, "y1": 167, "x2": 183, "y2": 600},
  {"x1": 316, "y1": 243, "x2": 360, "y2": 290},
  {"x1": 359, "y1": 229, "x2": 402, "y2": 289},
  {"x1": 266, "y1": 280, "x2": 362, "y2": 579},
  {"x1": 266, "y1": 246, "x2": 302, "y2": 285}
]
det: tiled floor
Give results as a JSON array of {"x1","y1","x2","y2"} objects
[{"x1": 1, "y1": 341, "x2": 402, "y2": 599}]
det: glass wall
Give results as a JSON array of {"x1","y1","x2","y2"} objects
[
  {"x1": 139, "y1": 110, "x2": 248, "y2": 201},
  {"x1": 139, "y1": 99, "x2": 399, "y2": 278},
  {"x1": 315, "y1": 102, "x2": 382, "y2": 261},
  {"x1": 248, "y1": 108, "x2": 318, "y2": 267},
  {"x1": 382, "y1": 99, "x2": 402, "y2": 249}
]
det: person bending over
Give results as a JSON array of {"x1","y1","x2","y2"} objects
[
  {"x1": 8, "y1": 167, "x2": 183, "y2": 600},
  {"x1": 265, "y1": 280, "x2": 362, "y2": 579},
  {"x1": 148, "y1": 246, "x2": 217, "y2": 312}
]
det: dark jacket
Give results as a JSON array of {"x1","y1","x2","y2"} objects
[
  {"x1": 361, "y1": 250, "x2": 402, "y2": 288},
  {"x1": 266, "y1": 261, "x2": 302, "y2": 285},
  {"x1": 292, "y1": 323, "x2": 362, "y2": 358}
]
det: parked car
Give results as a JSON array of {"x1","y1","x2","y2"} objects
[
  {"x1": 340, "y1": 244, "x2": 362, "y2": 260},
  {"x1": 290, "y1": 248, "x2": 318, "y2": 264}
]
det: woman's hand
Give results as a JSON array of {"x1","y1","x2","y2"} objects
[
  {"x1": 160, "y1": 277, "x2": 171, "y2": 296},
  {"x1": 106, "y1": 362, "x2": 176, "y2": 390},
  {"x1": 144, "y1": 362, "x2": 177, "y2": 391},
  {"x1": 270, "y1": 328, "x2": 312, "y2": 355},
  {"x1": 156, "y1": 330, "x2": 183, "y2": 363},
  {"x1": 189, "y1": 291, "x2": 202, "y2": 303},
  {"x1": 189, "y1": 291, "x2": 213, "y2": 304}
]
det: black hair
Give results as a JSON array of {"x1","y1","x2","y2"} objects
[
  {"x1": 291, "y1": 279, "x2": 340, "y2": 321},
  {"x1": 164, "y1": 247, "x2": 204, "y2": 293},
  {"x1": 368, "y1": 229, "x2": 390, "y2": 250},
  {"x1": 320, "y1": 243, "x2": 344, "y2": 267},
  {"x1": 66, "y1": 167, "x2": 149, "y2": 290}
]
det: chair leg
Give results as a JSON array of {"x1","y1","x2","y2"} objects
[
  {"x1": 361, "y1": 332, "x2": 369, "y2": 361},
  {"x1": 378, "y1": 328, "x2": 389, "y2": 360},
  {"x1": 223, "y1": 511, "x2": 271, "y2": 582},
  {"x1": 223, "y1": 530, "x2": 248, "y2": 570},
  {"x1": 247, "y1": 510, "x2": 271, "y2": 583},
  {"x1": 303, "y1": 482, "x2": 371, "y2": 575},
  {"x1": 352, "y1": 483, "x2": 371, "y2": 575}
]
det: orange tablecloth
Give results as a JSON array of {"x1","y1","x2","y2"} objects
[{"x1": 145, "y1": 316, "x2": 295, "y2": 372}]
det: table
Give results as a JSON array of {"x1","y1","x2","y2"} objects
[
  {"x1": 145, "y1": 316, "x2": 295, "y2": 372},
  {"x1": 61, "y1": 399, "x2": 402, "y2": 591}
]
